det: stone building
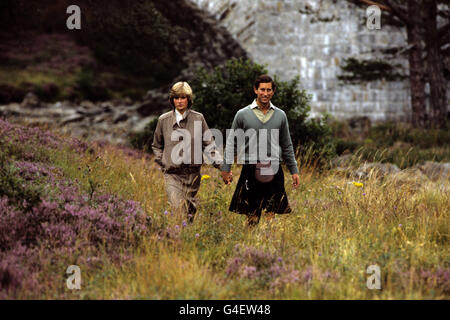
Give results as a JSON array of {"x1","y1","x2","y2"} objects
[{"x1": 190, "y1": 0, "x2": 449, "y2": 123}]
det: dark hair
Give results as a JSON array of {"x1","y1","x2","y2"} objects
[{"x1": 254, "y1": 74, "x2": 276, "y2": 91}]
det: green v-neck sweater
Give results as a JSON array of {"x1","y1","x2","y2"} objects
[{"x1": 221, "y1": 105, "x2": 299, "y2": 174}]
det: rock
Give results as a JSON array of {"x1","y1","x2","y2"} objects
[
  {"x1": 51, "y1": 101, "x2": 75, "y2": 111},
  {"x1": 123, "y1": 97, "x2": 133, "y2": 106},
  {"x1": 100, "y1": 102, "x2": 114, "y2": 113},
  {"x1": 61, "y1": 114, "x2": 84, "y2": 125},
  {"x1": 0, "y1": 103, "x2": 23, "y2": 117},
  {"x1": 52, "y1": 102, "x2": 62, "y2": 109},
  {"x1": 80, "y1": 101, "x2": 97, "y2": 109},
  {"x1": 93, "y1": 114, "x2": 109, "y2": 124},
  {"x1": 131, "y1": 116, "x2": 156, "y2": 134},
  {"x1": 127, "y1": 114, "x2": 140, "y2": 124},
  {"x1": 389, "y1": 168, "x2": 430, "y2": 191},
  {"x1": 110, "y1": 98, "x2": 134, "y2": 107},
  {"x1": 353, "y1": 162, "x2": 401, "y2": 180},
  {"x1": 138, "y1": 90, "x2": 168, "y2": 116},
  {"x1": 331, "y1": 154, "x2": 354, "y2": 168},
  {"x1": 76, "y1": 107, "x2": 103, "y2": 117},
  {"x1": 415, "y1": 161, "x2": 450, "y2": 181},
  {"x1": 75, "y1": 100, "x2": 103, "y2": 116},
  {"x1": 113, "y1": 112, "x2": 129, "y2": 124},
  {"x1": 21, "y1": 92, "x2": 41, "y2": 109}
]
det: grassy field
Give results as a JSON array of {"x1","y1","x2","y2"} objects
[{"x1": 1, "y1": 119, "x2": 448, "y2": 299}]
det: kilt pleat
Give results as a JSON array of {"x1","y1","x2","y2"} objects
[{"x1": 229, "y1": 164, "x2": 291, "y2": 215}]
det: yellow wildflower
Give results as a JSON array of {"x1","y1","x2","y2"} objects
[
  {"x1": 351, "y1": 181, "x2": 364, "y2": 188},
  {"x1": 201, "y1": 174, "x2": 211, "y2": 181}
]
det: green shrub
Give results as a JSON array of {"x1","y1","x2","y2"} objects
[
  {"x1": 337, "y1": 57, "x2": 406, "y2": 83},
  {"x1": 74, "y1": 68, "x2": 111, "y2": 102},
  {"x1": 0, "y1": 149, "x2": 42, "y2": 212},
  {"x1": 335, "y1": 138, "x2": 359, "y2": 155},
  {"x1": 368, "y1": 121, "x2": 450, "y2": 148},
  {"x1": 354, "y1": 145, "x2": 450, "y2": 169},
  {"x1": 191, "y1": 58, "x2": 267, "y2": 133}
]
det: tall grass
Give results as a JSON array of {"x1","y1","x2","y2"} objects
[{"x1": 1, "y1": 119, "x2": 448, "y2": 299}]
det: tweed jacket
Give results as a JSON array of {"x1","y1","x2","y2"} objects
[{"x1": 152, "y1": 109, "x2": 222, "y2": 173}]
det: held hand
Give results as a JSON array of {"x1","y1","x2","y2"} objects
[
  {"x1": 292, "y1": 174, "x2": 300, "y2": 188},
  {"x1": 221, "y1": 171, "x2": 233, "y2": 184}
]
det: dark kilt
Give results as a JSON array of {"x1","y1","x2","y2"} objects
[{"x1": 229, "y1": 164, "x2": 291, "y2": 216}]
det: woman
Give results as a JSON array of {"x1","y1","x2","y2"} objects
[{"x1": 152, "y1": 82, "x2": 221, "y2": 222}]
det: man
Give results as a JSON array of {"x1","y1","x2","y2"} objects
[
  {"x1": 221, "y1": 75, "x2": 300, "y2": 226},
  {"x1": 152, "y1": 81, "x2": 221, "y2": 222}
]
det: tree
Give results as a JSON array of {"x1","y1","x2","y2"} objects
[
  {"x1": 406, "y1": 0, "x2": 427, "y2": 128},
  {"x1": 424, "y1": 1, "x2": 448, "y2": 128},
  {"x1": 354, "y1": 0, "x2": 449, "y2": 128}
]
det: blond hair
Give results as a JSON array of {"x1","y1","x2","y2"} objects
[{"x1": 169, "y1": 81, "x2": 194, "y2": 108}]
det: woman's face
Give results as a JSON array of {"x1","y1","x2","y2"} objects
[{"x1": 173, "y1": 95, "x2": 188, "y2": 113}]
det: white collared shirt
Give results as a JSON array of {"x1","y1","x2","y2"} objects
[
  {"x1": 250, "y1": 99, "x2": 275, "y2": 110},
  {"x1": 175, "y1": 109, "x2": 187, "y2": 126},
  {"x1": 250, "y1": 99, "x2": 275, "y2": 123}
]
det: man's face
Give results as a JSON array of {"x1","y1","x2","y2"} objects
[{"x1": 254, "y1": 82, "x2": 274, "y2": 106}]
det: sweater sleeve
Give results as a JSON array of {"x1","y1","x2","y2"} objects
[{"x1": 280, "y1": 112, "x2": 299, "y2": 174}]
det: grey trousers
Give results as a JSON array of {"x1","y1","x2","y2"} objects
[{"x1": 163, "y1": 171, "x2": 201, "y2": 217}]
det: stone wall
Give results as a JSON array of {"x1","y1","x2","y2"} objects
[{"x1": 190, "y1": 0, "x2": 450, "y2": 123}]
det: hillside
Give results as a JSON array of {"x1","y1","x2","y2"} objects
[{"x1": 0, "y1": 0, "x2": 246, "y2": 104}]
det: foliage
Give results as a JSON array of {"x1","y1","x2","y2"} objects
[
  {"x1": 73, "y1": 68, "x2": 111, "y2": 102},
  {"x1": 338, "y1": 57, "x2": 407, "y2": 83},
  {"x1": 0, "y1": 118, "x2": 448, "y2": 299},
  {"x1": 335, "y1": 138, "x2": 360, "y2": 155},
  {"x1": 0, "y1": 149, "x2": 42, "y2": 213},
  {"x1": 367, "y1": 121, "x2": 450, "y2": 148},
  {"x1": 355, "y1": 145, "x2": 450, "y2": 169},
  {"x1": 0, "y1": 119, "x2": 150, "y2": 298},
  {"x1": 331, "y1": 120, "x2": 450, "y2": 168},
  {"x1": 191, "y1": 58, "x2": 268, "y2": 133},
  {"x1": 78, "y1": 0, "x2": 184, "y2": 87}
]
